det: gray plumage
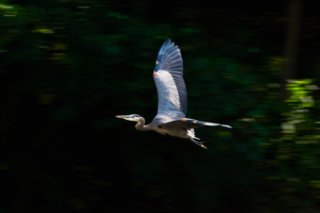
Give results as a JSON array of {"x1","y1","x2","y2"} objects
[{"x1": 116, "y1": 39, "x2": 231, "y2": 149}]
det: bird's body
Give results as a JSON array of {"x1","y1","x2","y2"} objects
[{"x1": 116, "y1": 39, "x2": 231, "y2": 149}]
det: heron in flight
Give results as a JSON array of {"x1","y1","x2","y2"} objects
[{"x1": 116, "y1": 39, "x2": 231, "y2": 149}]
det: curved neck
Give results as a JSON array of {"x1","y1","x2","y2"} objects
[{"x1": 135, "y1": 117, "x2": 146, "y2": 131}]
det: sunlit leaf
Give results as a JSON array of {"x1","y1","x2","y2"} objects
[{"x1": 33, "y1": 28, "x2": 55, "y2": 34}]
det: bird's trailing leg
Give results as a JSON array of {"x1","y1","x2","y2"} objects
[
  {"x1": 184, "y1": 119, "x2": 232, "y2": 129},
  {"x1": 191, "y1": 138, "x2": 207, "y2": 149}
]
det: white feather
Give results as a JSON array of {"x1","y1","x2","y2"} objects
[{"x1": 154, "y1": 69, "x2": 182, "y2": 116}]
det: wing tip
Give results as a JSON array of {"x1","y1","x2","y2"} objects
[
  {"x1": 165, "y1": 38, "x2": 172, "y2": 43},
  {"x1": 155, "y1": 38, "x2": 182, "y2": 70},
  {"x1": 161, "y1": 38, "x2": 174, "y2": 48}
]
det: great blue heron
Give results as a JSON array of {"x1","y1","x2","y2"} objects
[{"x1": 116, "y1": 39, "x2": 231, "y2": 149}]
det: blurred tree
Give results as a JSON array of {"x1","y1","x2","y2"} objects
[{"x1": 282, "y1": 0, "x2": 302, "y2": 102}]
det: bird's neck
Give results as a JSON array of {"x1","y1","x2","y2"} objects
[{"x1": 135, "y1": 117, "x2": 147, "y2": 131}]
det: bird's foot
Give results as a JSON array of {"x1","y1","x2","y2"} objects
[
  {"x1": 220, "y1": 124, "x2": 232, "y2": 128},
  {"x1": 191, "y1": 138, "x2": 207, "y2": 149}
]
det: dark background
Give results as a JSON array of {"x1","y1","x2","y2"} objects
[{"x1": 1, "y1": 0, "x2": 320, "y2": 212}]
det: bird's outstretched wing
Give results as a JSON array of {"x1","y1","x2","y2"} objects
[{"x1": 153, "y1": 39, "x2": 187, "y2": 120}]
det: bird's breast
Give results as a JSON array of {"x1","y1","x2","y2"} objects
[{"x1": 154, "y1": 125, "x2": 188, "y2": 139}]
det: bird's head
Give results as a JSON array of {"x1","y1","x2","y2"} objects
[{"x1": 115, "y1": 114, "x2": 143, "y2": 122}]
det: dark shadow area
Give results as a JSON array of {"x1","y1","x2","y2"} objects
[{"x1": 1, "y1": 0, "x2": 320, "y2": 212}]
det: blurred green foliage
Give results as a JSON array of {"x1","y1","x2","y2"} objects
[{"x1": 1, "y1": 0, "x2": 320, "y2": 213}]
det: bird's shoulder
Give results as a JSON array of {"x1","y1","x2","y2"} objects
[{"x1": 151, "y1": 113, "x2": 184, "y2": 125}]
